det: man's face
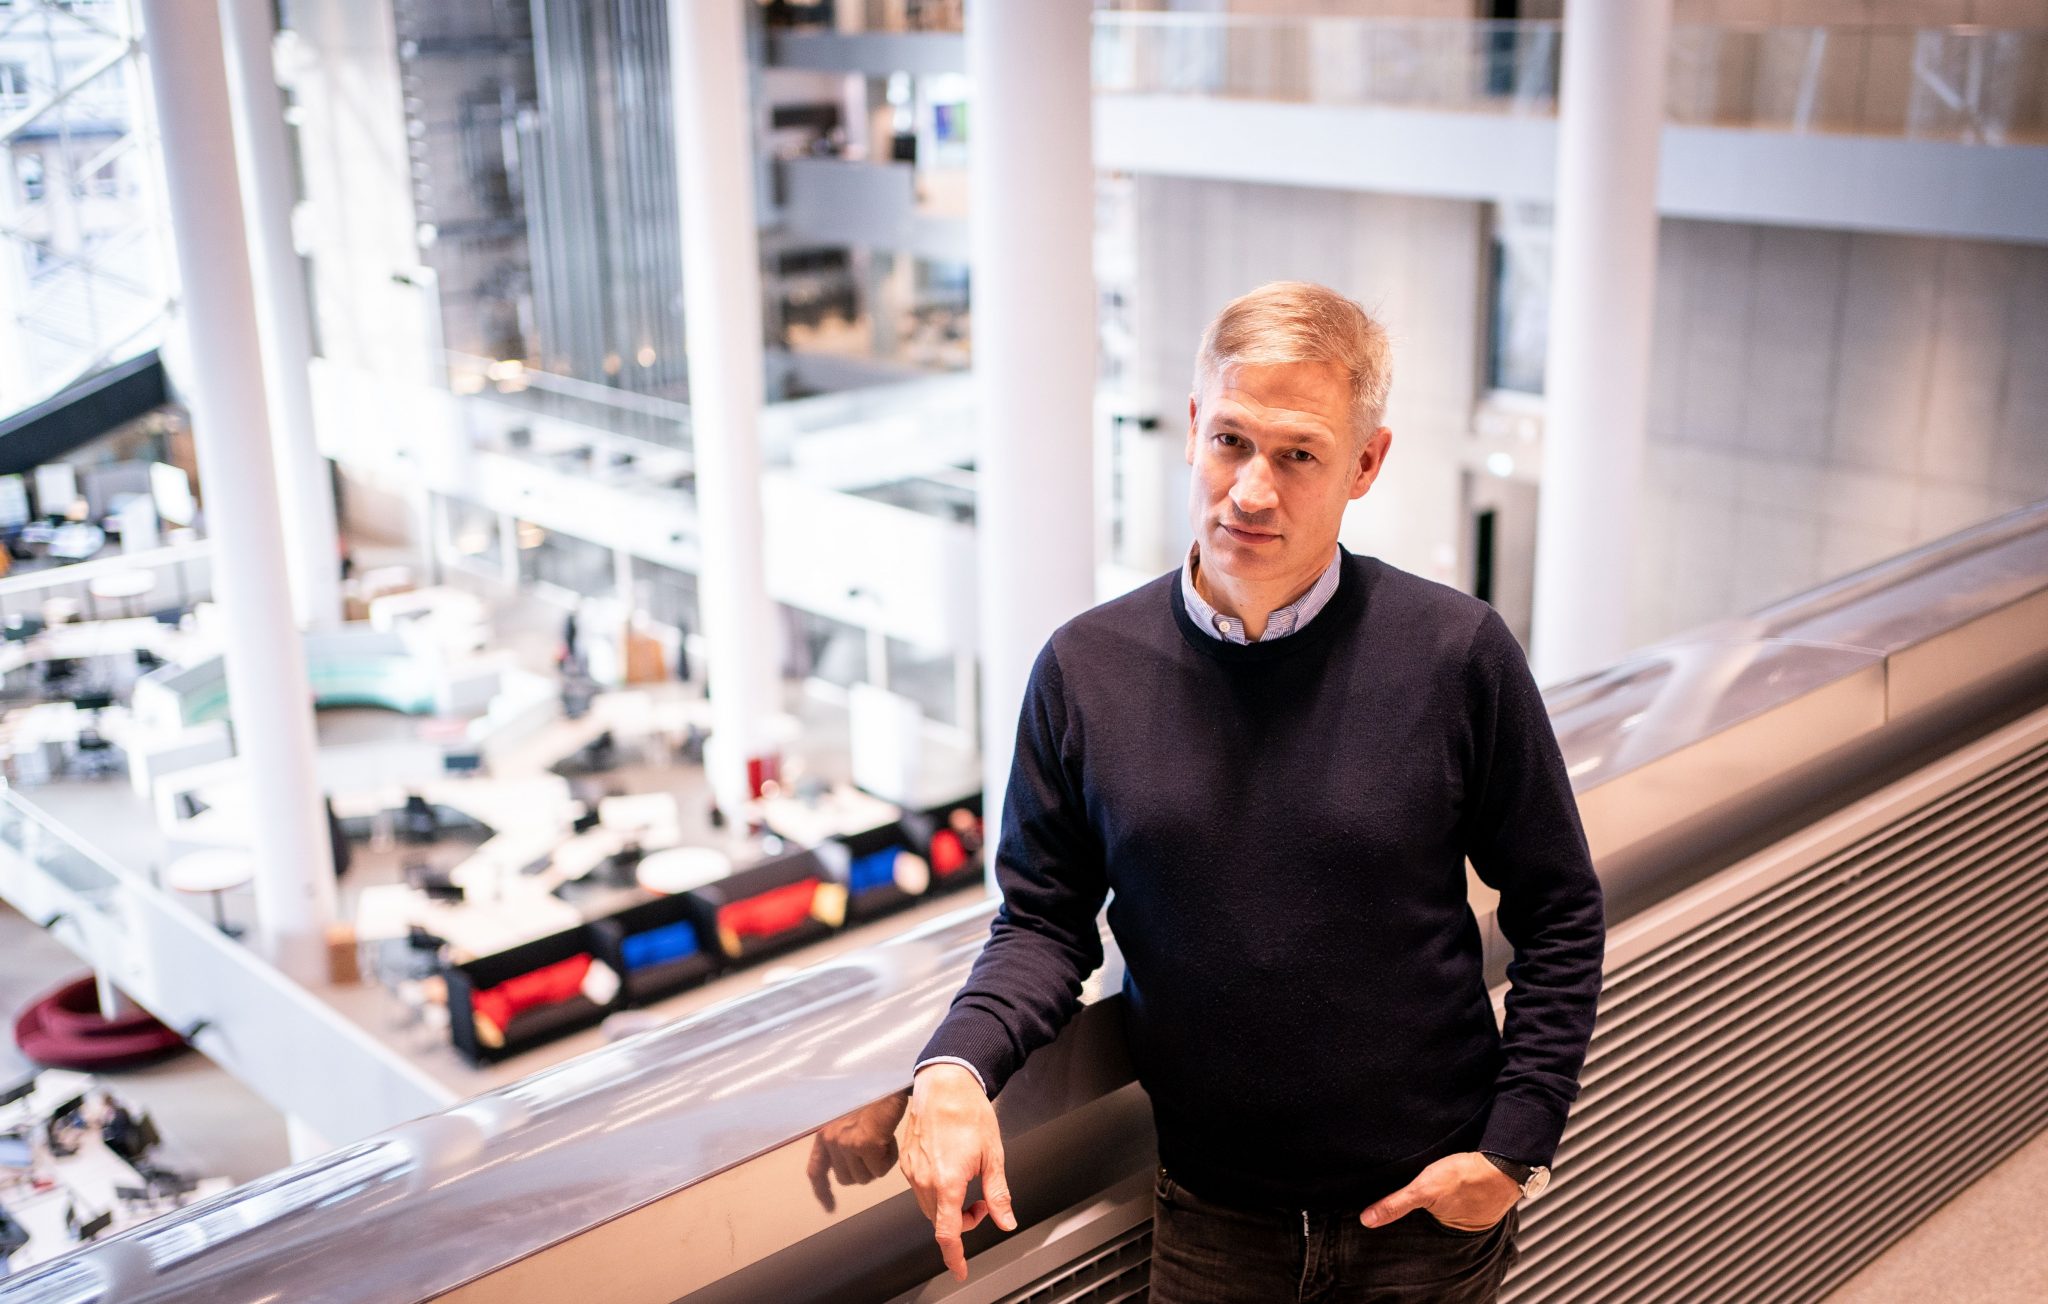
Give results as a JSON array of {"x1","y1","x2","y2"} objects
[{"x1": 1186, "y1": 360, "x2": 1391, "y2": 586}]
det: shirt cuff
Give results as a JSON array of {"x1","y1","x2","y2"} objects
[{"x1": 913, "y1": 1055, "x2": 989, "y2": 1096}]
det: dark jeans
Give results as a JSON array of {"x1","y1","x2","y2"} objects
[{"x1": 1148, "y1": 1167, "x2": 1521, "y2": 1303}]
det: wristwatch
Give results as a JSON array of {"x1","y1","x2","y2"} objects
[{"x1": 1479, "y1": 1151, "x2": 1551, "y2": 1199}]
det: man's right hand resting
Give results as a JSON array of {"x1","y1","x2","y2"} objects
[{"x1": 900, "y1": 1062, "x2": 1017, "y2": 1281}]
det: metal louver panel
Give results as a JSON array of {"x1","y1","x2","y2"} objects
[
  {"x1": 998, "y1": 1224, "x2": 1153, "y2": 1304},
  {"x1": 1502, "y1": 712, "x2": 2048, "y2": 1304}
]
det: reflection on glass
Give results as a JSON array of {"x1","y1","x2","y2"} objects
[
  {"x1": 132, "y1": 1142, "x2": 411, "y2": 1272},
  {"x1": 807, "y1": 1089, "x2": 909, "y2": 1213}
]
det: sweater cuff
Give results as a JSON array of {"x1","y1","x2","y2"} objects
[
  {"x1": 1478, "y1": 1091, "x2": 1571, "y2": 1168},
  {"x1": 915, "y1": 1006, "x2": 1021, "y2": 1098}
]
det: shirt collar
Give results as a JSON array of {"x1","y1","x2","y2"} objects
[{"x1": 1181, "y1": 543, "x2": 1344, "y2": 645}]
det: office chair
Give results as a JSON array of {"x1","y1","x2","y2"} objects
[{"x1": 398, "y1": 793, "x2": 440, "y2": 845}]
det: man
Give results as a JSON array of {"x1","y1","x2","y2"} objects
[{"x1": 901, "y1": 282, "x2": 1605, "y2": 1302}]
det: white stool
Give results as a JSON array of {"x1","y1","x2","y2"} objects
[
  {"x1": 88, "y1": 569, "x2": 158, "y2": 620},
  {"x1": 167, "y1": 849, "x2": 255, "y2": 938}
]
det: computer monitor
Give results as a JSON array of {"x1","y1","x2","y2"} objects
[
  {"x1": 83, "y1": 462, "x2": 151, "y2": 519},
  {"x1": 32, "y1": 463, "x2": 76, "y2": 520},
  {"x1": 149, "y1": 462, "x2": 195, "y2": 527},
  {"x1": 113, "y1": 494, "x2": 160, "y2": 552},
  {"x1": 0, "y1": 475, "x2": 29, "y2": 531}
]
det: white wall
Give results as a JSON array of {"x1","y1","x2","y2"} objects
[
  {"x1": 278, "y1": 0, "x2": 436, "y2": 386},
  {"x1": 1632, "y1": 220, "x2": 2048, "y2": 646}
]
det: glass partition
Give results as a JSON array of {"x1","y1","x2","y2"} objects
[
  {"x1": 1093, "y1": 12, "x2": 2048, "y2": 144},
  {"x1": 0, "y1": 0, "x2": 173, "y2": 422}
]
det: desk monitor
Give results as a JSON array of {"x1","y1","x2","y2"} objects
[
  {"x1": 0, "y1": 475, "x2": 28, "y2": 530},
  {"x1": 32, "y1": 463, "x2": 77, "y2": 520},
  {"x1": 71, "y1": 1206, "x2": 112, "y2": 1241},
  {"x1": 150, "y1": 462, "x2": 195, "y2": 527},
  {"x1": 1, "y1": 1206, "x2": 30, "y2": 1259},
  {"x1": 83, "y1": 462, "x2": 151, "y2": 519},
  {"x1": 113, "y1": 493, "x2": 161, "y2": 552}
]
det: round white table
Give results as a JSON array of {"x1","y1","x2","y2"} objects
[
  {"x1": 635, "y1": 846, "x2": 733, "y2": 896},
  {"x1": 167, "y1": 849, "x2": 254, "y2": 937},
  {"x1": 88, "y1": 569, "x2": 157, "y2": 620}
]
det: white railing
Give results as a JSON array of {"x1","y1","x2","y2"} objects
[
  {"x1": 0, "y1": 783, "x2": 454, "y2": 1146},
  {"x1": 1093, "y1": 13, "x2": 2048, "y2": 144},
  {"x1": 0, "y1": 537, "x2": 212, "y2": 628},
  {"x1": 445, "y1": 351, "x2": 693, "y2": 454}
]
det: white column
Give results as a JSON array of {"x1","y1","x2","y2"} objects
[
  {"x1": 221, "y1": 0, "x2": 344, "y2": 629},
  {"x1": 967, "y1": 0, "x2": 1098, "y2": 848},
  {"x1": 668, "y1": 0, "x2": 781, "y2": 815},
  {"x1": 414, "y1": 486, "x2": 442, "y2": 585},
  {"x1": 613, "y1": 546, "x2": 636, "y2": 609},
  {"x1": 498, "y1": 511, "x2": 521, "y2": 590},
  {"x1": 1529, "y1": 0, "x2": 1672, "y2": 685},
  {"x1": 141, "y1": 0, "x2": 336, "y2": 950}
]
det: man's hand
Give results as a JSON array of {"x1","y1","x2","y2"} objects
[
  {"x1": 1358, "y1": 1151, "x2": 1521, "y2": 1231},
  {"x1": 899, "y1": 1063, "x2": 1016, "y2": 1280}
]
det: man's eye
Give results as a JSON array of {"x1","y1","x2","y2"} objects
[
  {"x1": 1214, "y1": 434, "x2": 1242, "y2": 448},
  {"x1": 1287, "y1": 450, "x2": 1315, "y2": 463}
]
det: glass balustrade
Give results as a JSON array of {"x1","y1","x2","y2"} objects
[{"x1": 1093, "y1": 12, "x2": 2048, "y2": 145}]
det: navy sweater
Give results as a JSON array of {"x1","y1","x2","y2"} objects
[{"x1": 918, "y1": 550, "x2": 1605, "y2": 1210}]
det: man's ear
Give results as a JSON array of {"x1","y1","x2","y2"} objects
[
  {"x1": 1350, "y1": 427, "x2": 1392, "y2": 500},
  {"x1": 1185, "y1": 392, "x2": 1200, "y2": 466}
]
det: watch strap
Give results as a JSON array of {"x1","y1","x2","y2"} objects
[{"x1": 1479, "y1": 1151, "x2": 1535, "y2": 1185}]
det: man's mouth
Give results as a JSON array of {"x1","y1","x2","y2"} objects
[{"x1": 1221, "y1": 524, "x2": 1279, "y2": 544}]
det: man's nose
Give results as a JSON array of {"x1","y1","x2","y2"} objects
[{"x1": 1231, "y1": 456, "x2": 1279, "y2": 515}]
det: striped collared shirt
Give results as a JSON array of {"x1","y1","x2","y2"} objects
[{"x1": 1180, "y1": 542, "x2": 1343, "y2": 644}]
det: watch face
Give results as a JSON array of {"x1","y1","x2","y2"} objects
[{"x1": 1525, "y1": 1167, "x2": 1551, "y2": 1198}]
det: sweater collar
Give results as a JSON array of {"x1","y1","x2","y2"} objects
[{"x1": 1169, "y1": 545, "x2": 1371, "y2": 664}]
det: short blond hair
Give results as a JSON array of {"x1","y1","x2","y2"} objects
[{"x1": 1193, "y1": 281, "x2": 1392, "y2": 441}]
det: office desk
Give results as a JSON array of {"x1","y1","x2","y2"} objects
[
  {"x1": 0, "y1": 617, "x2": 189, "y2": 687},
  {"x1": 752, "y1": 785, "x2": 901, "y2": 848},
  {"x1": 353, "y1": 881, "x2": 584, "y2": 960},
  {"x1": 0, "y1": 1072, "x2": 231, "y2": 1272}
]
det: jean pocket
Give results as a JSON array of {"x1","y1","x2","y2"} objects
[{"x1": 1420, "y1": 1206, "x2": 1506, "y2": 1237}]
